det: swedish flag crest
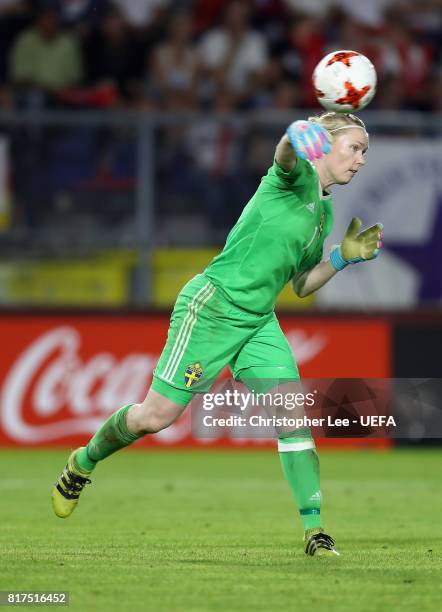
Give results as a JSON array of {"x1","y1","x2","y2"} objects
[{"x1": 184, "y1": 363, "x2": 203, "y2": 388}]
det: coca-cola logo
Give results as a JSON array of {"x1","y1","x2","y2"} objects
[
  {"x1": 1, "y1": 326, "x2": 155, "y2": 442},
  {"x1": 0, "y1": 325, "x2": 327, "y2": 444}
]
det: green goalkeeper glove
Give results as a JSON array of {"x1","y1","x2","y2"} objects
[{"x1": 329, "y1": 217, "x2": 383, "y2": 271}]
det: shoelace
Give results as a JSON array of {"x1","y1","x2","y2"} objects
[
  {"x1": 56, "y1": 468, "x2": 92, "y2": 500},
  {"x1": 67, "y1": 472, "x2": 92, "y2": 493}
]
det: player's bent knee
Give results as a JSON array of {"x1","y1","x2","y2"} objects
[
  {"x1": 128, "y1": 390, "x2": 186, "y2": 434},
  {"x1": 138, "y1": 413, "x2": 167, "y2": 434},
  {"x1": 128, "y1": 404, "x2": 171, "y2": 434}
]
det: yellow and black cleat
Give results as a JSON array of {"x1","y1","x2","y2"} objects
[
  {"x1": 51, "y1": 448, "x2": 92, "y2": 518},
  {"x1": 304, "y1": 528, "x2": 340, "y2": 557}
]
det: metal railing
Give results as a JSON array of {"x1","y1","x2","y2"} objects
[{"x1": 0, "y1": 108, "x2": 440, "y2": 306}]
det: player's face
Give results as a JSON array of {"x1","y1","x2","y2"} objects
[{"x1": 325, "y1": 128, "x2": 369, "y2": 185}]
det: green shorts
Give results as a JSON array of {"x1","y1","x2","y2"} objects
[{"x1": 152, "y1": 273, "x2": 299, "y2": 406}]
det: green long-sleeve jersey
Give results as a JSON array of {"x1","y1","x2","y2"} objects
[{"x1": 205, "y1": 157, "x2": 334, "y2": 314}]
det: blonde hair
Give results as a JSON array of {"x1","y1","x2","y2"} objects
[{"x1": 308, "y1": 111, "x2": 368, "y2": 136}]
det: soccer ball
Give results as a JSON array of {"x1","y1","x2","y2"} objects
[{"x1": 312, "y1": 50, "x2": 377, "y2": 112}]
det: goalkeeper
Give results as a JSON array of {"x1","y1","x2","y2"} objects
[{"x1": 52, "y1": 111, "x2": 383, "y2": 557}]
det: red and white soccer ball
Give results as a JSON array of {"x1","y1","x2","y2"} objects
[{"x1": 312, "y1": 50, "x2": 377, "y2": 112}]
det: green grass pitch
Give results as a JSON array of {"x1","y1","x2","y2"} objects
[{"x1": 0, "y1": 448, "x2": 441, "y2": 611}]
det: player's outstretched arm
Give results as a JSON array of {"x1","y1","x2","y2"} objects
[
  {"x1": 275, "y1": 133, "x2": 297, "y2": 171},
  {"x1": 292, "y1": 260, "x2": 337, "y2": 298},
  {"x1": 293, "y1": 218, "x2": 384, "y2": 298},
  {"x1": 276, "y1": 120, "x2": 331, "y2": 171}
]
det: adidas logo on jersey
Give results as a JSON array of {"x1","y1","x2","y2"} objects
[{"x1": 306, "y1": 202, "x2": 316, "y2": 213}]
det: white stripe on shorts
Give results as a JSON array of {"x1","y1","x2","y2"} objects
[
  {"x1": 277, "y1": 440, "x2": 315, "y2": 452},
  {"x1": 166, "y1": 285, "x2": 215, "y2": 383},
  {"x1": 160, "y1": 281, "x2": 212, "y2": 381},
  {"x1": 163, "y1": 283, "x2": 215, "y2": 383},
  {"x1": 160, "y1": 281, "x2": 215, "y2": 383}
]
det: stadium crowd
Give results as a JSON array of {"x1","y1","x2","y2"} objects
[
  {"x1": 0, "y1": 0, "x2": 441, "y2": 239},
  {"x1": 0, "y1": 0, "x2": 441, "y2": 113}
]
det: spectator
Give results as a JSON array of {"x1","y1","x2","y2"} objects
[
  {"x1": 326, "y1": 10, "x2": 382, "y2": 73},
  {"x1": 398, "y1": 0, "x2": 442, "y2": 51},
  {"x1": 9, "y1": 7, "x2": 83, "y2": 105},
  {"x1": 1, "y1": 0, "x2": 439, "y2": 114},
  {"x1": 272, "y1": 78, "x2": 300, "y2": 109},
  {"x1": 84, "y1": 7, "x2": 144, "y2": 104},
  {"x1": 192, "y1": 0, "x2": 225, "y2": 34},
  {"x1": 198, "y1": 0, "x2": 269, "y2": 107},
  {"x1": 334, "y1": 0, "x2": 396, "y2": 29},
  {"x1": 148, "y1": 10, "x2": 198, "y2": 108},
  {"x1": 252, "y1": 0, "x2": 288, "y2": 53},
  {"x1": 57, "y1": 0, "x2": 102, "y2": 25},
  {"x1": 282, "y1": 0, "x2": 333, "y2": 18},
  {"x1": 283, "y1": 0, "x2": 396, "y2": 27},
  {"x1": 185, "y1": 90, "x2": 252, "y2": 240},
  {"x1": 111, "y1": 0, "x2": 171, "y2": 32},
  {"x1": 278, "y1": 14, "x2": 326, "y2": 107},
  {"x1": 378, "y1": 12, "x2": 434, "y2": 109},
  {"x1": 0, "y1": 0, "x2": 30, "y2": 83}
]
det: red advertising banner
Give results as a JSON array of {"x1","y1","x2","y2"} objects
[{"x1": 0, "y1": 314, "x2": 391, "y2": 447}]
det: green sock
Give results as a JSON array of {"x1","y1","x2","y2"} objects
[
  {"x1": 75, "y1": 446, "x2": 97, "y2": 472},
  {"x1": 75, "y1": 404, "x2": 142, "y2": 472},
  {"x1": 278, "y1": 427, "x2": 322, "y2": 531}
]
